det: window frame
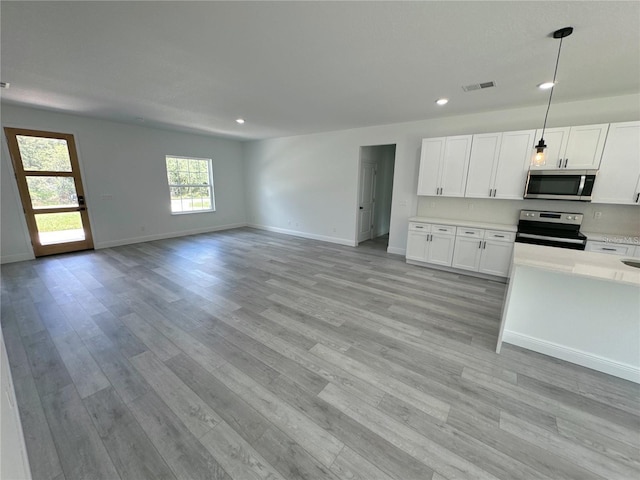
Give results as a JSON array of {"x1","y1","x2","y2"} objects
[{"x1": 165, "y1": 155, "x2": 216, "y2": 215}]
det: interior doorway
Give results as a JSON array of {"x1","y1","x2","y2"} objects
[
  {"x1": 357, "y1": 144, "x2": 396, "y2": 250},
  {"x1": 4, "y1": 128, "x2": 94, "y2": 257}
]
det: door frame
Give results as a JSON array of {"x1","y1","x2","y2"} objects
[
  {"x1": 356, "y1": 154, "x2": 377, "y2": 245},
  {"x1": 4, "y1": 127, "x2": 95, "y2": 257},
  {"x1": 355, "y1": 144, "x2": 398, "y2": 246}
]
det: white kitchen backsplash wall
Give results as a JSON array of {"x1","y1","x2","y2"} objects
[{"x1": 417, "y1": 197, "x2": 639, "y2": 236}]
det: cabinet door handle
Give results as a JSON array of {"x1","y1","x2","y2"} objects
[
  {"x1": 478, "y1": 240, "x2": 482, "y2": 249},
  {"x1": 488, "y1": 188, "x2": 492, "y2": 197},
  {"x1": 438, "y1": 228, "x2": 447, "y2": 232},
  {"x1": 563, "y1": 158, "x2": 568, "y2": 168},
  {"x1": 465, "y1": 231, "x2": 475, "y2": 234},
  {"x1": 494, "y1": 235, "x2": 505, "y2": 238},
  {"x1": 558, "y1": 158, "x2": 562, "y2": 168},
  {"x1": 483, "y1": 241, "x2": 487, "y2": 249},
  {"x1": 429, "y1": 234, "x2": 432, "y2": 241},
  {"x1": 601, "y1": 247, "x2": 617, "y2": 251},
  {"x1": 493, "y1": 189, "x2": 497, "y2": 197},
  {"x1": 635, "y1": 193, "x2": 640, "y2": 203},
  {"x1": 415, "y1": 225, "x2": 424, "y2": 229}
]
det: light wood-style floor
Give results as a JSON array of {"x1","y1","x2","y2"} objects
[{"x1": 2, "y1": 228, "x2": 639, "y2": 480}]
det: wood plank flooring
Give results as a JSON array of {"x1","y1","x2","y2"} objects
[{"x1": 2, "y1": 227, "x2": 639, "y2": 480}]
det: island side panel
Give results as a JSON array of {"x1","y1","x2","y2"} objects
[{"x1": 500, "y1": 265, "x2": 640, "y2": 383}]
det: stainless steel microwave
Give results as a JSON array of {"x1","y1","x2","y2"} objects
[{"x1": 523, "y1": 169, "x2": 597, "y2": 201}]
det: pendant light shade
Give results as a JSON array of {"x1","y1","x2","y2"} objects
[
  {"x1": 533, "y1": 139, "x2": 547, "y2": 166},
  {"x1": 533, "y1": 26, "x2": 573, "y2": 167}
]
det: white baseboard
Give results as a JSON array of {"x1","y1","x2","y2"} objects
[
  {"x1": 0, "y1": 252, "x2": 35, "y2": 264},
  {"x1": 406, "y1": 259, "x2": 507, "y2": 283},
  {"x1": 248, "y1": 224, "x2": 357, "y2": 247},
  {"x1": 387, "y1": 246, "x2": 406, "y2": 255},
  {"x1": 502, "y1": 331, "x2": 640, "y2": 384},
  {"x1": 94, "y1": 222, "x2": 247, "y2": 249}
]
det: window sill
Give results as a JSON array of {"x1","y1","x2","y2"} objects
[{"x1": 171, "y1": 209, "x2": 216, "y2": 216}]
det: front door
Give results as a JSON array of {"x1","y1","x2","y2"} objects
[{"x1": 4, "y1": 128, "x2": 94, "y2": 257}]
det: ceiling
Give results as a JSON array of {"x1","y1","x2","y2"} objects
[{"x1": 1, "y1": 1, "x2": 639, "y2": 140}]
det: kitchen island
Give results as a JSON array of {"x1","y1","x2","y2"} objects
[{"x1": 497, "y1": 243, "x2": 640, "y2": 383}]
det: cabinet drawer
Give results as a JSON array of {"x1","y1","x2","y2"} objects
[
  {"x1": 409, "y1": 222, "x2": 430, "y2": 232},
  {"x1": 485, "y1": 230, "x2": 515, "y2": 242},
  {"x1": 586, "y1": 242, "x2": 634, "y2": 256},
  {"x1": 432, "y1": 225, "x2": 456, "y2": 235},
  {"x1": 457, "y1": 228, "x2": 484, "y2": 238}
]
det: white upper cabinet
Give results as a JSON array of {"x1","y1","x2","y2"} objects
[
  {"x1": 465, "y1": 133, "x2": 501, "y2": 198},
  {"x1": 592, "y1": 121, "x2": 640, "y2": 205},
  {"x1": 418, "y1": 135, "x2": 472, "y2": 197},
  {"x1": 440, "y1": 136, "x2": 473, "y2": 196},
  {"x1": 465, "y1": 130, "x2": 535, "y2": 199},
  {"x1": 530, "y1": 124, "x2": 609, "y2": 170},
  {"x1": 493, "y1": 130, "x2": 536, "y2": 199},
  {"x1": 417, "y1": 138, "x2": 444, "y2": 196}
]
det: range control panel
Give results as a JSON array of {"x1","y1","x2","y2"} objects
[{"x1": 519, "y1": 210, "x2": 583, "y2": 225}]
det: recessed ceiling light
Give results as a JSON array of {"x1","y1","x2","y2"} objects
[
  {"x1": 435, "y1": 98, "x2": 449, "y2": 106},
  {"x1": 538, "y1": 82, "x2": 555, "y2": 90},
  {"x1": 236, "y1": 118, "x2": 245, "y2": 124},
  {"x1": 0, "y1": 82, "x2": 10, "y2": 89}
]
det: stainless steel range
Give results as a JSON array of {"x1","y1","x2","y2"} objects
[{"x1": 515, "y1": 210, "x2": 587, "y2": 250}]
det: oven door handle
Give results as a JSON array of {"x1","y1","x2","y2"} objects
[
  {"x1": 576, "y1": 175, "x2": 586, "y2": 196},
  {"x1": 517, "y1": 233, "x2": 586, "y2": 244}
]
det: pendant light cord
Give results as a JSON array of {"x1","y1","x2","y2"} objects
[{"x1": 540, "y1": 36, "x2": 565, "y2": 139}]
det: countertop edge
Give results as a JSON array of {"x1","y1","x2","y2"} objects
[{"x1": 408, "y1": 217, "x2": 517, "y2": 232}]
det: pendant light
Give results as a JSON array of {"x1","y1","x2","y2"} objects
[{"x1": 532, "y1": 26, "x2": 573, "y2": 167}]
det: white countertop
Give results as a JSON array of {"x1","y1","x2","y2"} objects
[
  {"x1": 583, "y1": 231, "x2": 640, "y2": 245},
  {"x1": 513, "y1": 243, "x2": 640, "y2": 287},
  {"x1": 409, "y1": 216, "x2": 517, "y2": 232}
]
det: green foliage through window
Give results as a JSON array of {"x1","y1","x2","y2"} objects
[{"x1": 165, "y1": 156, "x2": 215, "y2": 213}]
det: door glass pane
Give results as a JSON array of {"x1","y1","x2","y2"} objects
[
  {"x1": 26, "y1": 176, "x2": 78, "y2": 209},
  {"x1": 35, "y1": 212, "x2": 85, "y2": 245},
  {"x1": 17, "y1": 135, "x2": 72, "y2": 172}
]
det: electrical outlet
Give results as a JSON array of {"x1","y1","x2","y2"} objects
[{"x1": 594, "y1": 211, "x2": 602, "y2": 219}]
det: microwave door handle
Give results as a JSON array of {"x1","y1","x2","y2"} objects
[{"x1": 577, "y1": 175, "x2": 586, "y2": 196}]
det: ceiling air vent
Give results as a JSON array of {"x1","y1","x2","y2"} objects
[{"x1": 462, "y1": 81, "x2": 495, "y2": 92}]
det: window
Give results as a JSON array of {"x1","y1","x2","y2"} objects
[{"x1": 165, "y1": 156, "x2": 215, "y2": 213}]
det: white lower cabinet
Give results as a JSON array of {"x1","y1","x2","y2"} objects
[
  {"x1": 408, "y1": 221, "x2": 514, "y2": 278},
  {"x1": 428, "y1": 227, "x2": 456, "y2": 266},
  {"x1": 479, "y1": 238, "x2": 514, "y2": 277},
  {"x1": 452, "y1": 230, "x2": 483, "y2": 271},
  {"x1": 406, "y1": 223, "x2": 456, "y2": 266}
]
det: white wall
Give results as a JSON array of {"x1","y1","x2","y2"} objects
[
  {"x1": 1, "y1": 104, "x2": 247, "y2": 263},
  {"x1": 243, "y1": 94, "x2": 640, "y2": 254}
]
